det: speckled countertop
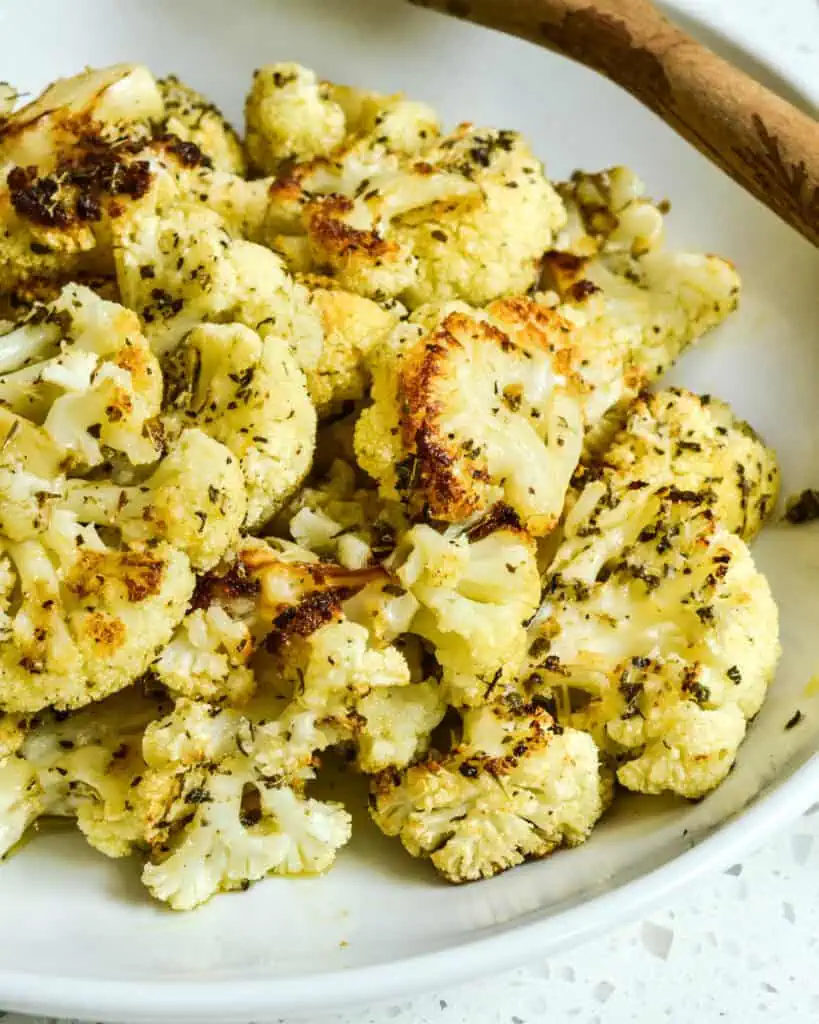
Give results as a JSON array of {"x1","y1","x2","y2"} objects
[{"x1": 5, "y1": 2, "x2": 819, "y2": 1023}]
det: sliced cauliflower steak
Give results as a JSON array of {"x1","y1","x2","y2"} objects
[
  {"x1": 370, "y1": 699, "x2": 606, "y2": 883},
  {"x1": 355, "y1": 298, "x2": 584, "y2": 533}
]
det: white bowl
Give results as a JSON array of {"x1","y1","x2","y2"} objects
[{"x1": 1, "y1": 1, "x2": 818, "y2": 1020}]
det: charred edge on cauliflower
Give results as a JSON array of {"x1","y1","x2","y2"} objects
[{"x1": 7, "y1": 132, "x2": 154, "y2": 228}]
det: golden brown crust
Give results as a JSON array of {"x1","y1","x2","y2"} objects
[
  {"x1": 67, "y1": 550, "x2": 166, "y2": 603},
  {"x1": 81, "y1": 611, "x2": 127, "y2": 655}
]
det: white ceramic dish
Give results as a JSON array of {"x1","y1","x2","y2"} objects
[{"x1": 1, "y1": 1, "x2": 818, "y2": 1020}]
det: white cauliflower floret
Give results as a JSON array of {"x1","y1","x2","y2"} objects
[
  {"x1": 354, "y1": 298, "x2": 584, "y2": 533},
  {"x1": 162, "y1": 322, "x2": 316, "y2": 529},
  {"x1": 155, "y1": 74, "x2": 245, "y2": 175},
  {"x1": 594, "y1": 388, "x2": 778, "y2": 541},
  {"x1": 0, "y1": 684, "x2": 168, "y2": 860},
  {"x1": 137, "y1": 692, "x2": 351, "y2": 910},
  {"x1": 393, "y1": 510, "x2": 540, "y2": 707},
  {"x1": 266, "y1": 617, "x2": 444, "y2": 774},
  {"x1": 114, "y1": 202, "x2": 322, "y2": 359},
  {"x1": 153, "y1": 605, "x2": 255, "y2": 704},
  {"x1": 245, "y1": 64, "x2": 440, "y2": 176},
  {"x1": 539, "y1": 167, "x2": 741, "y2": 444},
  {"x1": 0, "y1": 511, "x2": 194, "y2": 712},
  {"x1": 0, "y1": 65, "x2": 164, "y2": 293},
  {"x1": 245, "y1": 64, "x2": 347, "y2": 172},
  {"x1": 0, "y1": 409, "x2": 65, "y2": 541},
  {"x1": 524, "y1": 399, "x2": 780, "y2": 799},
  {"x1": 0, "y1": 284, "x2": 162, "y2": 467},
  {"x1": 0, "y1": 64, "x2": 161, "y2": 170},
  {"x1": 370, "y1": 700, "x2": 606, "y2": 883},
  {"x1": 61, "y1": 428, "x2": 246, "y2": 570},
  {"x1": 301, "y1": 277, "x2": 401, "y2": 417}
]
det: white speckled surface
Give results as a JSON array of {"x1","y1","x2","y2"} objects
[{"x1": 3, "y1": 1, "x2": 818, "y2": 1022}]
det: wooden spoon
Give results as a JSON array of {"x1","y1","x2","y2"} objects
[{"x1": 408, "y1": 0, "x2": 819, "y2": 246}]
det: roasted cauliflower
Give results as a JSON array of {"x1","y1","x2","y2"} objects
[
  {"x1": 392, "y1": 508, "x2": 541, "y2": 707},
  {"x1": 354, "y1": 298, "x2": 584, "y2": 533},
  {"x1": 155, "y1": 74, "x2": 245, "y2": 175},
  {"x1": 264, "y1": 111, "x2": 564, "y2": 307},
  {"x1": 370, "y1": 699, "x2": 607, "y2": 882},
  {"x1": 114, "y1": 202, "x2": 322, "y2": 359},
  {"x1": 540, "y1": 167, "x2": 741, "y2": 444},
  {"x1": 137, "y1": 691, "x2": 353, "y2": 910},
  {"x1": 0, "y1": 511, "x2": 194, "y2": 712},
  {"x1": 245, "y1": 63, "x2": 439, "y2": 176},
  {"x1": 524, "y1": 395, "x2": 780, "y2": 799},
  {"x1": 162, "y1": 322, "x2": 316, "y2": 528},
  {"x1": 0, "y1": 683, "x2": 167, "y2": 860},
  {"x1": 0, "y1": 283, "x2": 162, "y2": 468}
]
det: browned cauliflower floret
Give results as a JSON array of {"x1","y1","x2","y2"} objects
[
  {"x1": 155, "y1": 74, "x2": 245, "y2": 175},
  {"x1": 370, "y1": 699, "x2": 606, "y2": 883},
  {"x1": 264, "y1": 120, "x2": 564, "y2": 308},
  {"x1": 523, "y1": 394, "x2": 780, "y2": 799},
  {"x1": 162, "y1": 322, "x2": 316, "y2": 529},
  {"x1": 355, "y1": 298, "x2": 584, "y2": 533},
  {"x1": 0, "y1": 284, "x2": 162, "y2": 468},
  {"x1": 0, "y1": 510, "x2": 194, "y2": 712}
]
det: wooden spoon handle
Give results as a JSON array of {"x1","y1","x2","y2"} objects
[{"x1": 409, "y1": 0, "x2": 819, "y2": 246}]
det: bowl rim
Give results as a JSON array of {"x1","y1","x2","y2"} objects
[{"x1": 1, "y1": 6, "x2": 818, "y2": 1021}]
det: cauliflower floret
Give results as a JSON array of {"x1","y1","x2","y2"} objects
[
  {"x1": 394, "y1": 125, "x2": 566, "y2": 307},
  {"x1": 0, "y1": 284, "x2": 162, "y2": 467},
  {"x1": 245, "y1": 64, "x2": 347, "y2": 173},
  {"x1": 524, "y1": 402, "x2": 780, "y2": 799},
  {"x1": 0, "y1": 511, "x2": 194, "y2": 712},
  {"x1": 245, "y1": 64, "x2": 440, "y2": 176},
  {"x1": 153, "y1": 605, "x2": 255, "y2": 704},
  {"x1": 539, "y1": 168, "x2": 741, "y2": 445},
  {"x1": 0, "y1": 684, "x2": 168, "y2": 859},
  {"x1": 354, "y1": 299, "x2": 584, "y2": 533},
  {"x1": 595, "y1": 389, "x2": 779, "y2": 541},
  {"x1": 370, "y1": 699, "x2": 606, "y2": 883},
  {"x1": 392, "y1": 509, "x2": 540, "y2": 707},
  {"x1": 0, "y1": 409, "x2": 66, "y2": 541},
  {"x1": 282, "y1": 457, "x2": 408, "y2": 568},
  {"x1": 265, "y1": 121, "x2": 563, "y2": 307},
  {"x1": 0, "y1": 64, "x2": 161, "y2": 171},
  {"x1": 301, "y1": 277, "x2": 401, "y2": 417},
  {"x1": 61, "y1": 428, "x2": 246, "y2": 570},
  {"x1": 114, "y1": 202, "x2": 322, "y2": 359},
  {"x1": 155, "y1": 74, "x2": 245, "y2": 175},
  {"x1": 137, "y1": 691, "x2": 352, "y2": 910},
  {"x1": 162, "y1": 322, "x2": 316, "y2": 529},
  {"x1": 265, "y1": 617, "x2": 444, "y2": 774}
]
